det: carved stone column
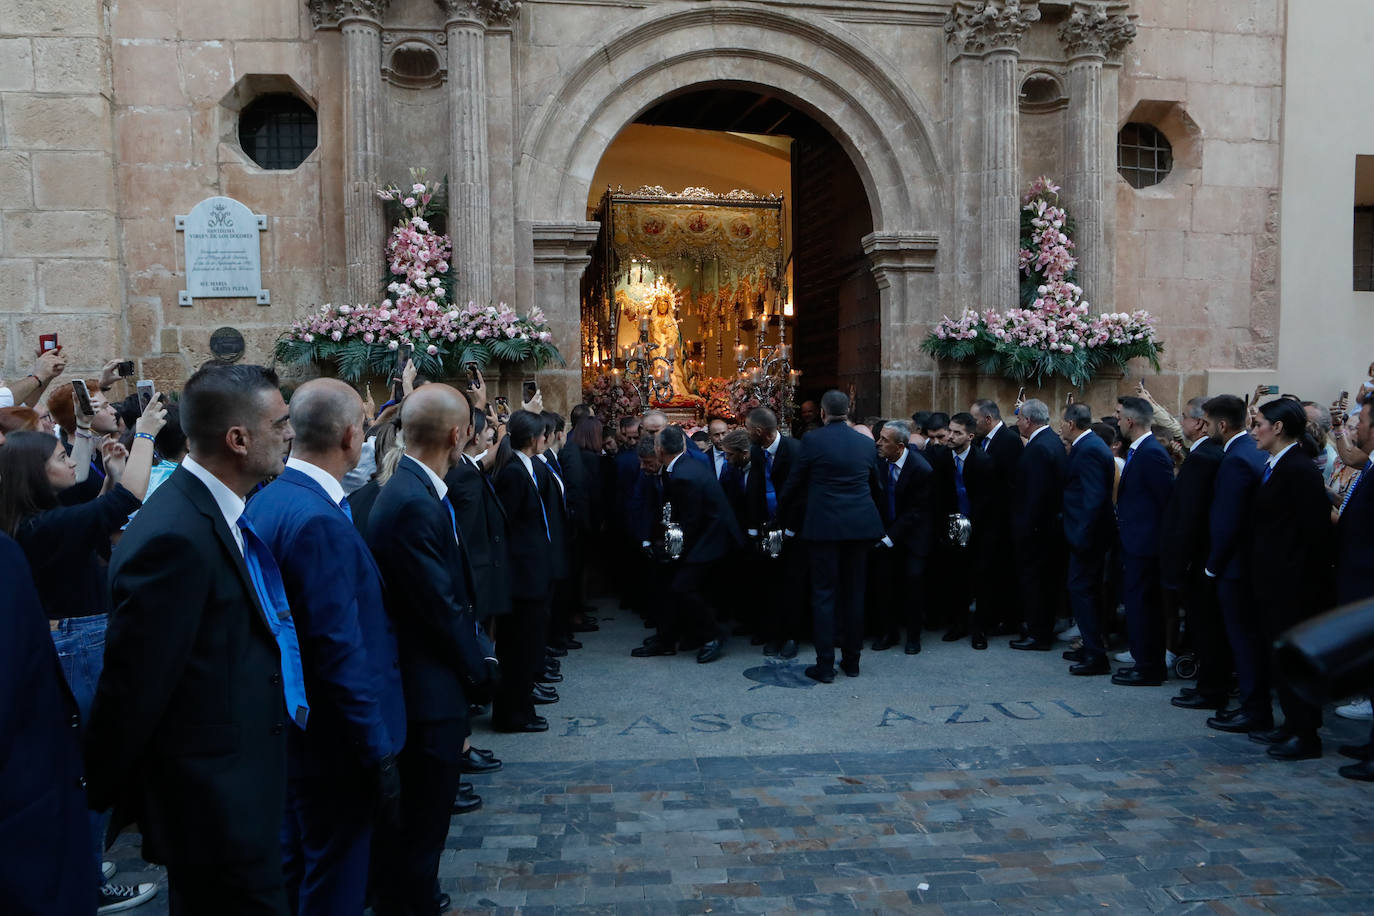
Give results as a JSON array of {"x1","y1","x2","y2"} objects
[
  {"x1": 531, "y1": 221, "x2": 599, "y2": 413},
  {"x1": 863, "y1": 231, "x2": 941, "y2": 414},
  {"x1": 946, "y1": 1, "x2": 1040, "y2": 312},
  {"x1": 310, "y1": 0, "x2": 390, "y2": 304},
  {"x1": 440, "y1": 0, "x2": 519, "y2": 307},
  {"x1": 1060, "y1": 2, "x2": 1136, "y2": 310}
]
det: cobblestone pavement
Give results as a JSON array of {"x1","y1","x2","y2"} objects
[{"x1": 104, "y1": 608, "x2": 1374, "y2": 914}]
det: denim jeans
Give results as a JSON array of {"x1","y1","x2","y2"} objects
[{"x1": 51, "y1": 614, "x2": 111, "y2": 887}]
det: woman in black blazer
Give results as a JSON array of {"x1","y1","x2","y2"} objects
[{"x1": 1248, "y1": 398, "x2": 1336, "y2": 759}]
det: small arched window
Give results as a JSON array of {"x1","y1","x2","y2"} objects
[{"x1": 1117, "y1": 122, "x2": 1173, "y2": 189}]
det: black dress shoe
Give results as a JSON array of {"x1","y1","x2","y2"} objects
[
  {"x1": 971, "y1": 631, "x2": 988, "y2": 651},
  {"x1": 1069, "y1": 658, "x2": 1111, "y2": 676},
  {"x1": 531, "y1": 686, "x2": 559, "y2": 705},
  {"x1": 1206, "y1": 710, "x2": 1273, "y2": 733},
  {"x1": 452, "y1": 788, "x2": 482, "y2": 814},
  {"x1": 459, "y1": 746, "x2": 502, "y2": 774},
  {"x1": 458, "y1": 780, "x2": 473, "y2": 794},
  {"x1": 563, "y1": 638, "x2": 583, "y2": 650},
  {"x1": 905, "y1": 640, "x2": 922, "y2": 655},
  {"x1": 778, "y1": 640, "x2": 798, "y2": 659},
  {"x1": 546, "y1": 644, "x2": 568, "y2": 658},
  {"x1": 1061, "y1": 647, "x2": 1085, "y2": 661},
  {"x1": 494, "y1": 717, "x2": 549, "y2": 733},
  {"x1": 1248, "y1": 727, "x2": 1293, "y2": 745},
  {"x1": 436, "y1": 892, "x2": 451, "y2": 912},
  {"x1": 1339, "y1": 758, "x2": 1374, "y2": 781},
  {"x1": 1177, "y1": 685, "x2": 1199, "y2": 698},
  {"x1": 804, "y1": 664, "x2": 835, "y2": 684},
  {"x1": 761, "y1": 641, "x2": 781, "y2": 656},
  {"x1": 1171, "y1": 692, "x2": 1227, "y2": 710},
  {"x1": 1339, "y1": 741, "x2": 1374, "y2": 760},
  {"x1": 1267, "y1": 735, "x2": 1321, "y2": 760},
  {"x1": 942, "y1": 628, "x2": 967, "y2": 643},
  {"x1": 1111, "y1": 667, "x2": 1165, "y2": 687},
  {"x1": 469, "y1": 744, "x2": 496, "y2": 760},
  {"x1": 631, "y1": 637, "x2": 676, "y2": 657},
  {"x1": 696, "y1": 639, "x2": 725, "y2": 664},
  {"x1": 840, "y1": 659, "x2": 860, "y2": 678},
  {"x1": 1011, "y1": 637, "x2": 1054, "y2": 652},
  {"x1": 538, "y1": 670, "x2": 564, "y2": 684},
  {"x1": 467, "y1": 703, "x2": 488, "y2": 719},
  {"x1": 872, "y1": 634, "x2": 899, "y2": 651},
  {"x1": 570, "y1": 620, "x2": 599, "y2": 633}
]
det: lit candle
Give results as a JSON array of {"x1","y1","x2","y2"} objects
[
  {"x1": 789, "y1": 369, "x2": 802, "y2": 385},
  {"x1": 612, "y1": 368, "x2": 622, "y2": 384},
  {"x1": 733, "y1": 344, "x2": 747, "y2": 364},
  {"x1": 779, "y1": 344, "x2": 791, "y2": 361},
  {"x1": 640, "y1": 316, "x2": 650, "y2": 334},
  {"x1": 667, "y1": 345, "x2": 676, "y2": 361}
]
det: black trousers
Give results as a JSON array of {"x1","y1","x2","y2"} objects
[
  {"x1": 494, "y1": 595, "x2": 550, "y2": 728},
  {"x1": 1179, "y1": 567, "x2": 1231, "y2": 696},
  {"x1": 977, "y1": 520, "x2": 1016, "y2": 629},
  {"x1": 662, "y1": 561, "x2": 719, "y2": 645},
  {"x1": 809, "y1": 539, "x2": 869, "y2": 668},
  {"x1": 1017, "y1": 536, "x2": 1055, "y2": 643},
  {"x1": 869, "y1": 545, "x2": 924, "y2": 639},
  {"x1": 762, "y1": 540, "x2": 807, "y2": 644},
  {"x1": 370, "y1": 718, "x2": 464, "y2": 916},
  {"x1": 1217, "y1": 577, "x2": 1268, "y2": 715},
  {"x1": 1067, "y1": 545, "x2": 1109, "y2": 658},
  {"x1": 167, "y1": 858, "x2": 287, "y2": 916},
  {"x1": 1122, "y1": 552, "x2": 1166, "y2": 675},
  {"x1": 1261, "y1": 597, "x2": 1322, "y2": 737}
]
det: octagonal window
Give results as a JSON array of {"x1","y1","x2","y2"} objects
[{"x1": 238, "y1": 93, "x2": 317, "y2": 170}]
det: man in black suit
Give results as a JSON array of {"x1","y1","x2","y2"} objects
[
  {"x1": 1161, "y1": 397, "x2": 1230, "y2": 710},
  {"x1": 1111, "y1": 396, "x2": 1177, "y2": 687},
  {"x1": 366, "y1": 385, "x2": 496, "y2": 915},
  {"x1": 1010, "y1": 399, "x2": 1069, "y2": 651},
  {"x1": 539, "y1": 411, "x2": 580, "y2": 651},
  {"x1": 871, "y1": 419, "x2": 934, "y2": 653},
  {"x1": 87, "y1": 363, "x2": 296, "y2": 914},
  {"x1": 1335, "y1": 399, "x2": 1374, "y2": 781},
  {"x1": 744, "y1": 407, "x2": 804, "y2": 657},
  {"x1": 640, "y1": 425, "x2": 741, "y2": 663},
  {"x1": 779, "y1": 390, "x2": 886, "y2": 682},
  {"x1": 707, "y1": 416, "x2": 731, "y2": 480},
  {"x1": 1199, "y1": 395, "x2": 1271, "y2": 736},
  {"x1": 970, "y1": 398, "x2": 1023, "y2": 633},
  {"x1": 1060, "y1": 402, "x2": 1117, "y2": 675},
  {"x1": 492, "y1": 410, "x2": 557, "y2": 732},
  {"x1": 933, "y1": 412, "x2": 995, "y2": 648}
]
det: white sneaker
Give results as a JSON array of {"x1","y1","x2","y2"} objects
[
  {"x1": 1114, "y1": 650, "x2": 1135, "y2": 664},
  {"x1": 1060, "y1": 624, "x2": 1081, "y2": 640},
  {"x1": 102, "y1": 861, "x2": 116, "y2": 881},
  {"x1": 1335, "y1": 698, "x2": 1374, "y2": 720},
  {"x1": 1165, "y1": 650, "x2": 1178, "y2": 668},
  {"x1": 97, "y1": 883, "x2": 157, "y2": 913}
]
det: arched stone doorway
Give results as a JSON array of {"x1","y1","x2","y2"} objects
[{"x1": 516, "y1": 3, "x2": 946, "y2": 416}]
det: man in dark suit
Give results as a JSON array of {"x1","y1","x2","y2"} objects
[
  {"x1": 1010, "y1": 399, "x2": 1069, "y2": 651},
  {"x1": 1160, "y1": 397, "x2": 1229, "y2": 710},
  {"x1": 539, "y1": 411, "x2": 580, "y2": 652},
  {"x1": 492, "y1": 410, "x2": 557, "y2": 732},
  {"x1": 1060, "y1": 402, "x2": 1117, "y2": 675},
  {"x1": 243, "y1": 379, "x2": 405, "y2": 915},
  {"x1": 707, "y1": 416, "x2": 730, "y2": 479},
  {"x1": 87, "y1": 364, "x2": 296, "y2": 914},
  {"x1": 1, "y1": 532, "x2": 97, "y2": 916},
  {"x1": 744, "y1": 407, "x2": 805, "y2": 658},
  {"x1": 924, "y1": 413, "x2": 995, "y2": 648},
  {"x1": 1335, "y1": 399, "x2": 1374, "y2": 781},
  {"x1": 449, "y1": 408, "x2": 511, "y2": 624},
  {"x1": 971, "y1": 398, "x2": 1023, "y2": 633},
  {"x1": 1199, "y1": 394, "x2": 1272, "y2": 736},
  {"x1": 871, "y1": 420, "x2": 934, "y2": 653},
  {"x1": 642, "y1": 425, "x2": 742, "y2": 663},
  {"x1": 1111, "y1": 396, "x2": 1176, "y2": 687},
  {"x1": 779, "y1": 390, "x2": 885, "y2": 682},
  {"x1": 365, "y1": 385, "x2": 496, "y2": 915}
]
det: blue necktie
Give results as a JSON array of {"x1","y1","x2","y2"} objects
[
  {"x1": 440, "y1": 495, "x2": 480, "y2": 602},
  {"x1": 886, "y1": 460, "x2": 898, "y2": 523},
  {"x1": 544, "y1": 458, "x2": 566, "y2": 509},
  {"x1": 1262, "y1": 463, "x2": 1273, "y2": 484},
  {"x1": 954, "y1": 454, "x2": 971, "y2": 516},
  {"x1": 441, "y1": 495, "x2": 461, "y2": 546},
  {"x1": 338, "y1": 495, "x2": 352, "y2": 521},
  {"x1": 763, "y1": 449, "x2": 778, "y2": 520},
  {"x1": 529, "y1": 469, "x2": 551, "y2": 540},
  {"x1": 1124, "y1": 447, "x2": 1135, "y2": 469},
  {"x1": 236, "y1": 516, "x2": 309, "y2": 728},
  {"x1": 1340, "y1": 460, "x2": 1371, "y2": 515}
]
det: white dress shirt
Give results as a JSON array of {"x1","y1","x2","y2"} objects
[
  {"x1": 181, "y1": 454, "x2": 247, "y2": 554},
  {"x1": 1266, "y1": 441, "x2": 1298, "y2": 471},
  {"x1": 981, "y1": 421, "x2": 1004, "y2": 450},
  {"x1": 403, "y1": 453, "x2": 448, "y2": 502},
  {"x1": 286, "y1": 456, "x2": 346, "y2": 506},
  {"x1": 1071, "y1": 429, "x2": 1094, "y2": 449},
  {"x1": 1026, "y1": 424, "x2": 1051, "y2": 445}
]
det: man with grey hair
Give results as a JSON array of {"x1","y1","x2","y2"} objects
[
  {"x1": 871, "y1": 418, "x2": 934, "y2": 653},
  {"x1": 970, "y1": 398, "x2": 1022, "y2": 633},
  {"x1": 1009, "y1": 399, "x2": 1069, "y2": 651},
  {"x1": 1059, "y1": 402, "x2": 1116, "y2": 675},
  {"x1": 1160, "y1": 395, "x2": 1228, "y2": 709}
]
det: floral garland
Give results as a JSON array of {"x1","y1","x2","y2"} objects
[
  {"x1": 692, "y1": 376, "x2": 735, "y2": 421},
  {"x1": 922, "y1": 176, "x2": 1161, "y2": 387},
  {"x1": 275, "y1": 171, "x2": 563, "y2": 382},
  {"x1": 583, "y1": 371, "x2": 642, "y2": 426}
]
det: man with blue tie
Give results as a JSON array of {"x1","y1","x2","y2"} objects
[
  {"x1": 1335, "y1": 399, "x2": 1374, "y2": 781},
  {"x1": 1111, "y1": 396, "x2": 1176, "y2": 687},
  {"x1": 871, "y1": 420, "x2": 934, "y2": 653},
  {"x1": 744, "y1": 407, "x2": 804, "y2": 658},
  {"x1": 708, "y1": 417, "x2": 730, "y2": 480},
  {"x1": 1009, "y1": 399, "x2": 1069, "y2": 651},
  {"x1": 1060, "y1": 402, "x2": 1117, "y2": 676},
  {"x1": 365, "y1": 385, "x2": 496, "y2": 915},
  {"x1": 87, "y1": 364, "x2": 298, "y2": 914},
  {"x1": 243, "y1": 379, "x2": 406, "y2": 915},
  {"x1": 1199, "y1": 394, "x2": 1271, "y2": 735}
]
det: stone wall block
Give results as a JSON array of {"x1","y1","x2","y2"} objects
[
  {"x1": 0, "y1": 38, "x2": 35, "y2": 91},
  {"x1": 0, "y1": 0, "x2": 103, "y2": 37},
  {"x1": 1191, "y1": 0, "x2": 1281, "y2": 37},
  {"x1": 14, "y1": 315, "x2": 121, "y2": 367},
  {"x1": 0, "y1": 260, "x2": 38, "y2": 310},
  {"x1": 5, "y1": 95, "x2": 111, "y2": 151},
  {"x1": 176, "y1": 0, "x2": 301, "y2": 42},
  {"x1": 233, "y1": 41, "x2": 316, "y2": 95},
  {"x1": 118, "y1": 218, "x2": 178, "y2": 276},
  {"x1": 0, "y1": 151, "x2": 34, "y2": 209},
  {"x1": 116, "y1": 163, "x2": 216, "y2": 221},
  {"x1": 1211, "y1": 33, "x2": 1282, "y2": 86},
  {"x1": 179, "y1": 42, "x2": 234, "y2": 103},
  {"x1": 1144, "y1": 229, "x2": 1186, "y2": 278},
  {"x1": 33, "y1": 37, "x2": 107, "y2": 94},
  {"x1": 1188, "y1": 186, "x2": 1269, "y2": 234},
  {"x1": 1187, "y1": 83, "x2": 1276, "y2": 142},
  {"x1": 1183, "y1": 232, "x2": 1253, "y2": 284},
  {"x1": 37, "y1": 258, "x2": 122, "y2": 312},
  {"x1": 4, "y1": 211, "x2": 116, "y2": 258},
  {"x1": 116, "y1": 108, "x2": 194, "y2": 165},
  {"x1": 112, "y1": 0, "x2": 179, "y2": 39},
  {"x1": 1138, "y1": 0, "x2": 1190, "y2": 30},
  {"x1": 33, "y1": 151, "x2": 115, "y2": 209},
  {"x1": 112, "y1": 41, "x2": 186, "y2": 106},
  {"x1": 124, "y1": 297, "x2": 163, "y2": 355},
  {"x1": 1201, "y1": 139, "x2": 1279, "y2": 188},
  {"x1": 1128, "y1": 29, "x2": 1213, "y2": 83},
  {"x1": 220, "y1": 164, "x2": 322, "y2": 221}
]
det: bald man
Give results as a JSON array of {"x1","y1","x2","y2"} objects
[
  {"x1": 244, "y1": 379, "x2": 405, "y2": 915},
  {"x1": 365, "y1": 384, "x2": 495, "y2": 915}
]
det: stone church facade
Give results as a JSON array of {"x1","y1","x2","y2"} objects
[{"x1": 0, "y1": 0, "x2": 1359, "y2": 413}]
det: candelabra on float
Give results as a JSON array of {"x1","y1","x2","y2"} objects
[{"x1": 613, "y1": 313, "x2": 677, "y2": 411}]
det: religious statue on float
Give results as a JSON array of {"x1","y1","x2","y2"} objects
[{"x1": 618, "y1": 276, "x2": 689, "y2": 397}]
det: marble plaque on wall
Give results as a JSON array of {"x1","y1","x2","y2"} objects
[{"x1": 175, "y1": 196, "x2": 270, "y2": 306}]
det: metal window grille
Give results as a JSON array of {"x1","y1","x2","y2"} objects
[
  {"x1": 238, "y1": 94, "x2": 317, "y2": 171},
  {"x1": 1357, "y1": 207, "x2": 1374, "y2": 291},
  {"x1": 1117, "y1": 122, "x2": 1173, "y2": 189}
]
